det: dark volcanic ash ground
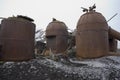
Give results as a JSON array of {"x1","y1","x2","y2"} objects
[{"x1": 0, "y1": 56, "x2": 120, "y2": 80}]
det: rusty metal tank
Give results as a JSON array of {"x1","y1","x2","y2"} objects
[
  {"x1": 0, "y1": 24, "x2": 1, "y2": 55},
  {"x1": 0, "y1": 15, "x2": 35, "y2": 61},
  {"x1": 76, "y1": 8, "x2": 109, "y2": 58},
  {"x1": 46, "y1": 18, "x2": 68, "y2": 54}
]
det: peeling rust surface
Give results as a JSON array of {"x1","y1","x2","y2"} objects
[
  {"x1": 0, "y1": 18, "x2": 36, "y2": 61},
  {"x1": 76, "y1": 11, "x2": 109, "y2": 58},
  {"x1": 46, "y1": 19, "x2": 68, "y2": 54}
]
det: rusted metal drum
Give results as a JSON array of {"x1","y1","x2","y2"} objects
[
  {"x1": 76, "y1": 11, "x2": 109, "y2": 58},
  {"x1": 46, "y1": 19, "x2": 68, "y2": 54},
  {"x1": 0, "y1": 16, "x2": 35, "y2": 61}
]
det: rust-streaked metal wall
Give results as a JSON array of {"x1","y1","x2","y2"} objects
[
  {"x1": 0, "y1": 24, "x2": 1, "y2": 30},
  {"x1": 0, "y1": 16, "x2": 35, "y2": 61},
  {"x1": 76, "y1": 11, "x2": 109, "y2": 58},
  {"x1": 46, "y1": 19, "x2": 68, "y2": 54},
  {"x1": 0, "y1": 24, "x2": 2, "y2": 56}
]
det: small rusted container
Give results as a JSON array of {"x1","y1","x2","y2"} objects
[
  {"x1": 46, "y1": 19, "x2": 68, "y2": 54},
  {"x1": 0, "y1": 16, "x2": 35, "y2": 61},
  {"x1": 76, "y1": 10, "x2": 109, "y2": 58}
]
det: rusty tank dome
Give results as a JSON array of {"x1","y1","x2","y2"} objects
[
  {"x1": 6, "y1": 15, "x2": 34, "y2": 22},
  {"x1": 46, "y1": 18, "x2": 68, "y2": 36},
  {"x1": 0, "y1": 15, "x2": 36, "y2": 61},
  {"x1": 46, "y1": 18, "x2": 68, "y2": 54},
  {"x1": 76, "y1": 5, "x2": 109, "y2": 58}
]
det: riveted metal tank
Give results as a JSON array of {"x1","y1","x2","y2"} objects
[
  {"x1": 0, "y1": 15, "x2": 35, "y2": 61},
  {"x1": 76, "y1": 9, "x2": 109, "y2": 58},
  {"x1": 46, "y1": 18, "x2": 68, "y2": 54}
]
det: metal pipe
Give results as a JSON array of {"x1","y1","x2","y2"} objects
[{"x1": 107, "y1": 13, "x2": 118, "y2": 22}]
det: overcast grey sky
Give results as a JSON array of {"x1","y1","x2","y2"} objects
[
  {"x1": 0, "y1": 0, "x2": 120, "y2": 29},
  {"x1": 0, "y1": 0, "x2": 120, "y2": 47}
]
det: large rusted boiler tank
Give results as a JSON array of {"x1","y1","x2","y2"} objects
[
  {"x1": 46, "y1": 18, "x2": 68, "y2": 54},
  {"x1": 76, "y1": 8, "x2": 109, "y2": 58},
  {"x1": 0, "y1": 15, "x2": 35, "y2": 61}
]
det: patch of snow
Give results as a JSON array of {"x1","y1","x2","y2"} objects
[
  {"x1": 69, "y1": 59, "x2": 106, "y2": 67},
  {"x1": 1, "y1": 56, "x2": 120, "y2": 80},
  {"x1": 34, "y1": 56, "x2": 120, "y2": 80},
  {"x1": 107, "y1": 56, "x2": 120, "y2": 64},
  {"x1": 30, "y1": 64, "x2": 37, "y2": 69},
  {"x1": 2, "y1": 62, "x2": 15, "y2": 68},
  {"x1": 4, "y1": 62, "x2": 14, "y2": 64}
]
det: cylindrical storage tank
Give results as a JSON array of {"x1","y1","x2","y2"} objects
[
  {"x1": 76, "y1": 11, "x2": 109, "y2": 58},
  {"x1": 46, "y1": 19, "x2": 68, "y2": 54},
  {"x1": 0, "y1": 16, "x2": 35, "y2": 61}
]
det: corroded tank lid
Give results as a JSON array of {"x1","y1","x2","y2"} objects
[
  {"x1": 48, "y1": 18, "x2": 68, "y2": 29},
  {"x1": 77, "y1": 4, "x2": 108, "y2": 30},
  {"x1": 78, "y1": 11, "x2": 107, "y2": 24},
  {"x1": 46, "y1": 18, "x2": 68, "y2": 36},
  {"x1": 5, "y1": 15, "x2": 34, "y2": 22}
]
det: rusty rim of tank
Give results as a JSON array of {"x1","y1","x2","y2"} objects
[{"x1": 4, "y1": 16, "x2": 34, "y2": 24}]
